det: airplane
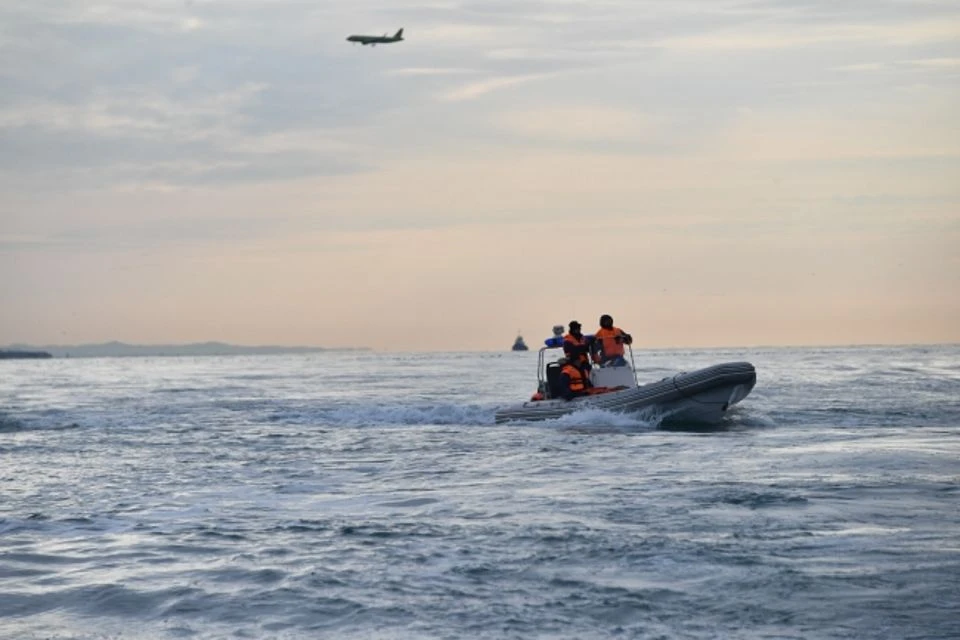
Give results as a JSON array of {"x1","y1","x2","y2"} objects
[{"x1": 346, "y1": 28, "x2": 404, "y2": 46}]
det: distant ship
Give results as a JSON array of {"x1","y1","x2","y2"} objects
[{"x1": 511, "y1": 334, "x2": 529, "y2": 351}]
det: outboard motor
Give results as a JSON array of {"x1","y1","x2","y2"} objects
[{"x1": 545, "y1": 361, "x2": 564, "y2": 399}]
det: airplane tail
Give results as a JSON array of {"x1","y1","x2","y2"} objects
[{"x1": 395, "y1": 28, "x2": 404, "y2": 39}]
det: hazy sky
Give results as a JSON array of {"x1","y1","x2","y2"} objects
[{"x1": 1, "y1": 0, "x2": 958, "y2": 351}]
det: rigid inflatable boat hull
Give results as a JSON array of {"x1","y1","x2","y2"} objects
[{"x1": 494, "y1": 362, "x2": 756, "y2": 425}]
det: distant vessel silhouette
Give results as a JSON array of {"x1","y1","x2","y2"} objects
[{"x1": 511, "y1": 334, "x2": 529, "y2": 351}]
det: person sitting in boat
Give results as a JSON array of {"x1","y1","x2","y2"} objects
[
  {"x1": 592, "y1": 314, "x2": 633, "y2": 367},
  {"x1": 562, "y1": 320, "x2": 592, "y2": 373},
  {"x1": 558, "y1": 357, "x2": 593, "y2": 400}
]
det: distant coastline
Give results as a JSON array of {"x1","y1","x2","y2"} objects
[
  {"x1": 0, "y1": 349, "x2": 53, "y2": 360},
  {"x1": 0, "y1": 341, "x2": 368, "y2": 358}
]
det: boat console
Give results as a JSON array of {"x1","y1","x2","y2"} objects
[{"x1": 590, "y1": 365, "x2": 637, "y2": 389}]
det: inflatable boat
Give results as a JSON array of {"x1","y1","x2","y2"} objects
[{"x1": 494, "y1": 334, "x2": 756, "y2": 425}]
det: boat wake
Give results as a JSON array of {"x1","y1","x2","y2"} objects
[
  {"x1": 533, "y1": 406, "x2": 666, "y2": 430},
  {"x1": 307, "y1": 402, "x2": 498, "y2": 427}
]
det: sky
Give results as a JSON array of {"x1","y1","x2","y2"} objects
[{"x1": 1, "y1": 0, "x2": 958, "y2": 351}]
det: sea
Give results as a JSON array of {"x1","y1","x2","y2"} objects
[{"x1": 1, "y1": 345, "x2": 958, "y2": 640}]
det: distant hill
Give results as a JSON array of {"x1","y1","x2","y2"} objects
[{"x1": 0, "y1": 341, "x2": 367, "y2": 358}]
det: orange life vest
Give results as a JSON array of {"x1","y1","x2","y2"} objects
[
  {"x1": 595, "y1": 327, "x2": 627, "y2": 359},
  {"x1": 563, "y1": 333, "x2": 590, "y2": 367},
  {"x1": 561, "y1": 364, "x2": 588, "y2": 392}
]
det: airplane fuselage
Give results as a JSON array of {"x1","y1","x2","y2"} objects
[{"x1": 347, "y1": 28, "x2": 404, "y2": 46}]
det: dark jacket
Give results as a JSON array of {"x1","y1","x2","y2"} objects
[{"x1": 563, "y1": 332, "x2": 593, "y2": 370}]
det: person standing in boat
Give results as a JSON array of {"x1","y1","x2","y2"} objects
[
  {"x1": 592, "y1": 314, "x2": 633, "y2": 367},
  {"x1": 558, "y1": 357, "x2": 592, "y2": 400},
  {"x1": 562, "y1": 320, "x2": 593, "y2": 373}
]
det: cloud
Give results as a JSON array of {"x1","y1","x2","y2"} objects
[
  {"x1": 657, "y1": 18, "x2": 960, "y2": 51},
  {"x1": 439, "y1": 72, "x2": 555, "y2": 101},
  {"x1": 3, "y1": 0, "x2": 960, "y2": 348},
  {"x1": 830, "y1": 57, "x2": 960, "y2": 74},
  {"x1": 484, "y1": 43, "x2": 653, "y2": 62},
  {"x1": 403, "y1": 22, "x2": 534, "y2": 45},
  {"x1": 831, "y1": 63, "x2": 886, "y2": 73},
  {"x1": 904, "y1": 57, "x2": 960, "y2": 68},
  {"x1": 387, "y1": 67, "x2": 479, "y2": 76},
  {"x1": 496, "y1": 106, "x2": 662, "y2": 144},
  {"x1": 0, "y1": 81, "x2": 367, "y2": 188},
  {"x1": 180, "y1": 16, "x2": 203, "y2": 32},
  {"x1": 710, "y1": 106, "x2": 960, "y2": 163},
  {"x1": 0, "y1": 84, "x2": 267, "y2": 138}
]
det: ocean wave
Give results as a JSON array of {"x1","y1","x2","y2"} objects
[
  {"x1": 725, "y1": 410, "x2": 778, "y2": 429},
  {"x1": 703, "y1": 489, "x2": 810, "y2": 509},
  {"x1": 318, "y1": 403, "x2": 497, "y2": 427},
  {"x1": 0, "y1": 413, "x2": 81, "y2": 432},
  {"x1": 0, "y1": 412, "x2": 23, "y2": 432}
]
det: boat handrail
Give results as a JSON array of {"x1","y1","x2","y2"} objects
[
  {"x1": 536, "y1": 346, "x2": 553, "y2": 388},
  {"x1": 537, "y1": 341, "x2": 637, "y2": 391}
]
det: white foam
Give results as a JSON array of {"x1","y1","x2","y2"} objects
[{"x1": 545, "y1": 406, "x2": 663, "y2": 430}]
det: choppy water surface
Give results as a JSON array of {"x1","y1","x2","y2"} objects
[{"x1": 1, "y1": 346, "x2": 958, "y2": 639}]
